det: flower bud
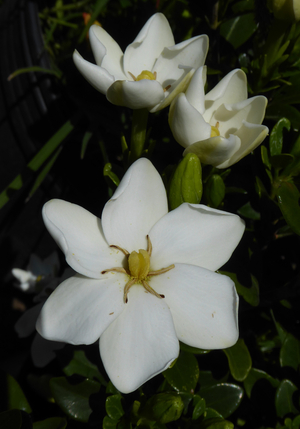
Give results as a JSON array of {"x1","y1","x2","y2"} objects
[
  {"x1": 168, "y1": 153, "x2": 202, "y2": 210},
  {"x1": 268, "y1": 0, "x2": 300, "y2": 21}
]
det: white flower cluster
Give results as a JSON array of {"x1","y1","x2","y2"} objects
[{"x1": 73, "y1": 13, "x2": 268, "y2": 168}]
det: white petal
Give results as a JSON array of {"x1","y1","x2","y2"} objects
[
  {"x1": 106, "y1": 79, "x2": 165, "y2": 109},
  {"x1": 89, "y1": 26, "x2": 126, "y2": 80},
  {"x1": 36, "y1": 274, "x2": 125, "y2": 345},
  {"x1": 185, "y1": 66, "x2": 207, "y2": 114},
  {"x1": 219, "y1": 121, "x2": 269, "y2": 168},
  {"x1": 12, "y1": 268, "x2": 36, "y2": 291},
  {"x1": 42, "y1": 199, "x2": 124, "y2": 278},
  {"x1": 203, "y1": 69, "x2": 247, "y2": 124},
  {"x1": 150, "y1": 264, "x2": 239, "y2": 349},
  {"x1": 100, "y1": 286, "x2": 179, "y2": 394},
  {"x1": 211, "y1": 96, "x2": 268, "y2": 138},
  {"x1": 149, "y1": 203, "x2": 245, "y2": 271},
  {"x1": 123, "y1": 13, "x2": 174, "y2": 78},
  {"x1": 102, "y1": 158, "x2": 168, "y2": 252},
  {"x1": 150, "y1": 68, "x2": 195, "y2": 113},
  {"x1": 154, "y1": 35, "x2": 209, "y2": 85},
  {"x1": 169, "y1": 93, "x2": 211, "y2": 148},
  {"x1": 73, "y1": 50, "x2": 115, "y2": 94},
  {"x1": 183, "y1": 135, "x2": 241, "y2": 167}
]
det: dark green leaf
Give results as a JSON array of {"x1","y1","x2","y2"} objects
[
  {"x1": 220, "y1": 13, "x2": 257, "y2": 49},
  {"x1": 266, "y1": 104, "x2": 300, "y2": 131},
  {"x1": 198, "y1": 371, "x2": 229, "y2": 390},
  {"x1": 63, "y1": 350, "x2": 106, "y2": 384},
  {"x1": 205, "y1": 175, "x2": 225, "y2": 208},
  {"x1": 244, "y1": 368, "x2": 280, "y2": 398},
  {"x1": 222, "y1": 272, "x2": 259, "y2": 306},
  {"x1": 103, "y1": 416, "x2": 119, "y2": 429},
  {"x1": 180, "y1": 342, "x2": 209, "y2": 354},
  {"x1": 50, "y1": 376, "x2": 101, "y2": 422},
  {"x1": 33, "y1": 417, "x2": 67, "y2": 429},
  {"x1": 269, "y1": 118, "x2": 291, "y2": 156},
  {"x1": 237, "y1": 201, "x2": 260, "y2": 220},
  {"x1": 192, "y1": 395, "x2": 206, "y2": 420},
  {"x1": 103, "y1": 163, "x2": 120, "y2": 187},
  {"x1": 280, "y1": 333, "x2": 300, "y2": 371},
  {"x1": 0, "y1": 409, "x2": 22, "y2": 429},
  {"x1": 199, "y1": 384, "x2": 243, "y2": 418},
  {"x1": 276, "y1": 180, "x2": 300, "y2": 235},
  {"x1": 6, "y1": 373, "x2": 32, "y2": 413},
  {"x1": 106, "y1": 394, "x2": 124, "y2": 420},
  {"x1": 163, "y1": 351, "x2": 199, "y2": 392},
  {"x1": 81, "y1": 131, "x2": 93, "y2": 159},
  {"x1": 200, "y1": 417, "x2": 234, "y2": 429},
  {"x1": 142, "y1": 393, "x2": 184, "y2": 423},
  {"x1": 275, "y1": 380, "x2": 299, "y2": 417},
  {"x1": 223, "y1": 339, "x2": 252, "y2": 381},
  {"x1": 270, "y1": 154, "x2": 294, "y2": 170}
]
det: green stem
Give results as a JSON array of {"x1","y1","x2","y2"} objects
[{"x1": 129, "y1": 108, "x2": 149, "y2": 164}]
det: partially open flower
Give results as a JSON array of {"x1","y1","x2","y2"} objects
[
  {"x1": 169, "y1": 67, "x2": 269, "y2": 169},
  {"x1": 37, "y1": 158, "x2": 244, "y2": 393},
  {"x1": 73, "y1": 13, "x2": 208, "y2": 111}
]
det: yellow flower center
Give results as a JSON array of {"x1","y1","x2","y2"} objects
[
  {"x1": 210, "y1": 122, "x2": 220, "y2": 137},
  {"x1": 136, "y1": 70, "x2": 156, "y2": 81},
  {"x1": 102, "y1": 236, "x2": 174, "y2": 303}
]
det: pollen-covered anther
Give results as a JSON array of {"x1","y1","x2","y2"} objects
[{"x1": 103, "y1": 236, "x2": 175, "y2": 303}]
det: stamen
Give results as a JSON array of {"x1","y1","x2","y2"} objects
[
  {"x1": 142, "y1": 280, "x2": 165, "y2": 299},
  {"x1": 164, "y1": 85, "x2": 171, "y2": 92},
  {"x1": 110, "y1": 245, "x2": 129, "y2": 256},
  {"x1": 148, "y1": 264, "x2": 175, "y2": 276},
  {"x1": 123, "y1": 278, "x2": 137, "y2": 303},
  {"x1": 102, "y1": 267, "x2": 129, "y2": 275},
  {"x1": 147, "y1": 235, "x2": 152, "y2": 257},
  {"x1": 128, "y1": 71, "x2": 137, "y2": 81}
]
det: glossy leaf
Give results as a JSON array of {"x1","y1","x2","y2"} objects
[
  {"x1": 163, "y1": 351, "x2": 199, "y2": 392},
  {"x1": 222, "y1": 271, "x2": 259, "y2": 306},
  {"x1": 199, "y1": 383, "x2": 243, "y2": 418},
  {"x1": 198, "y1": 371, "x2": 229, "y2": 390},
  {"x1": 244, "y1": 368, "x2": 280, "y2": 398},
  {"x1": 106, "y1": 394, "x2": 124, "y2": 420},
  {"x1": 270, "y1": 154, "x2": 294, "y2": 170},
  {"x1": 103, "y1": 416, "x2": 119, "y2": 429},
  {"x1": 63, "y1": 350, "x2": 106, "y2": 384},
  {"x1": 104, "y1": 163, "x2": 120, "y2": 187},
  {"x1": 180, "y1": 342, "x2": 209, "y2": 355},
  {"x1": 33, "y1": 417, "x2": 67, "y2": 429},
  {"x1": 280, "y1": 333, "x2": 300, "y2": 371},
  {"x1": 6, "y1": 373, "x2": 32, "y2": 413},
  {"x1": 192, "y1": 395, "x2": 206, "y2": 420},
  {"x1": 275, "y1": 380, "x2": 299, "y2": 417},
  {"x1": 276, "y1": 181, "x2": 300, "y2": 235},
  {"x1": 266, "y1": 104, "x2": 300, "y2": 131},
  {"x1": 269, "y1": 118, "x2": 291, "y2": 156},
  {"x1": 220, "y1": 13, "x2": 257, "y2": 49},
  {"x1": 50, "y1": 376, "x2": 101, "y2": 422},
  {"x1": 205, "y1": 174, "x2": 225, "y2": 208},
  {"x1": 168, "y1": 153, "x2": 202, "y2": 211},
  {"x1": 223, "y1": 339, "x2": 252, "y2": 381},
  {"x1": 143, "y1": 393, "x2": 184, "y2": 423},
  {"x1": 237, "y1": 201, "x2": 260, "y2": 220},
  {"x1": 201, "y1": 417, "x2": 234, "y2": 429},
  {"x1": 0, "y1": 409, "x2": 22, "y2": 429}
]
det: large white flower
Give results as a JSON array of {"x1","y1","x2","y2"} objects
[
  {"x1": 169, "y1": 67, "x2": 269, "y2": 168},
  {"x1": 73, "y1": 13, "x2": 208, "y2": 111},
  {"x1": 37, "y1": 158, "x2": 245, "y2": 393}
]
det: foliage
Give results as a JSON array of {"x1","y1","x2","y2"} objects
[{"x1": 1, "y1": 0, "x2": 300, "y2": 428}]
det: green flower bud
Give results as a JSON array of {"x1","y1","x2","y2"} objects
[{"x1": 168, "y1": 153, "x2": 202, "y2": 210}]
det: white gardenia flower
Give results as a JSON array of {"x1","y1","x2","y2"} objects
[
  {"x1": 73, "y1": 13, "x2": 208, "y2": 111},
  {"x1": 169, "y1": 66, "x2": 269, "y2": 169},
  {"x1": 37, "y1": 158, "x2": 245, "y2": 394}
]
